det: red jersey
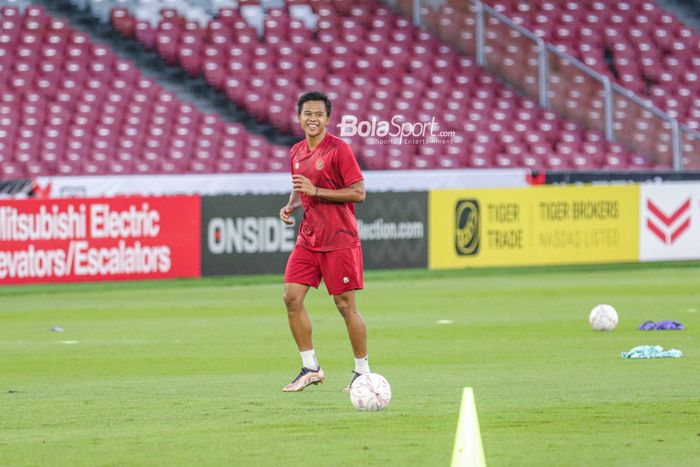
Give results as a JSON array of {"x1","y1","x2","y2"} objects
[{"x1": 290, "y1": 132, "x2": 364, "y2": 252}]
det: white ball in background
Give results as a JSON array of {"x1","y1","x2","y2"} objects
[{"x1": 588, "y1": 304, "x2": 619, "y2": 332}]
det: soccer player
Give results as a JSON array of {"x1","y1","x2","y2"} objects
[{"x1": 279, "y1": 91, "x2": 370, "y2": 392}]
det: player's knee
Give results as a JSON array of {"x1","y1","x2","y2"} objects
[
  {"x1": 334, "y1": 299, "x2": 354, "y2": 318},
  {"x1": 283, "y1": 291, "x2": 303, "y2": 310}
]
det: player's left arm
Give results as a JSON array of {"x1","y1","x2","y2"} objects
[{"x1": 292, "y1": 176, "x2": 365, "y2": 203}]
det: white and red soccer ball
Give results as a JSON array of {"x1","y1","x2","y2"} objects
[
  {"x1": 588, "y1": 304, "x2": 619, "y2": 332},
  {"x1": 349, "y1": 373, "x2": 392, "y2": 411}
]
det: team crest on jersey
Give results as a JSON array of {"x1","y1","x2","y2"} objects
[
  {"x1": 294, "y1": 162, "x2": 300, "y2": 170},
  {"x1": 315, "y1": 158, "x2": 325, "y2": 170}
]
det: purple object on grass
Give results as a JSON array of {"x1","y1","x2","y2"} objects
[{"x1": 639, "y1": 320, "x2": 685, "y2": 330}]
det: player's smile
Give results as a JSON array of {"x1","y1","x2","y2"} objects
[
  {"x1": 299, "y1": 101, "x2": 329, "y2": 140},
  {"x1": 304, "y1": 118, "x2": 322, "y2": 134}
]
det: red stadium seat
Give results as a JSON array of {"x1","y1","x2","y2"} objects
[{"x1": 3, "y1": 2, "x2": 690, "y2": 176}]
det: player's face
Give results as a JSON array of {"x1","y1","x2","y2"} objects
[{"x1": 298, "y1": 101, "x2": 329, "y2": 138}]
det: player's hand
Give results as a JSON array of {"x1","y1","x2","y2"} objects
[
  {"x1": 279, "y1": 205, "x2": 296, "y2": 225},
  {"x1": 292, "y1": 175, "x2": 316, "y2": 197}
]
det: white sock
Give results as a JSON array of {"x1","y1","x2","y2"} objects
[
  {"x1": 300, "y1": 349, "x2": 319, "y2": 370},
  {"x1": 354, "y1": 355, "x2": 370, "y2": 374}
]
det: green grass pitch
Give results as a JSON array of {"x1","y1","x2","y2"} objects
[{"x1": 1, "y1": 263, "x2": 699, "y2": 466}]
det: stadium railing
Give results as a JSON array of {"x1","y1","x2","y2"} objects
[{"x1": 386, "y1": 0, "x2": 700, "y2": 170}]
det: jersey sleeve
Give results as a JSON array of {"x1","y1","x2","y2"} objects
[
  {"x1": 289, "y1": 146, "x2": 296, "y2": 175},
  {"x1": 337, "y1": 142, "x2": 364, "y2": 187}
]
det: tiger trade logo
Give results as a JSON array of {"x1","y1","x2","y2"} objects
[{"x1": 455, "y1": 199, "x2": 480, "y2": 256}]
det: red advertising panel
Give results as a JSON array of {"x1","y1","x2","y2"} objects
[{"x1": 0, "y1": 196, "x2": 201, "y2": 285}]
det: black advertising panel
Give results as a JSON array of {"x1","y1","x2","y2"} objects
[
  {"x1": 355, "y1": 191, "x2": 428, "y2": 270},
  {"x1": 201, "y1": 192, "x2": 428, "y2": 276},
  {"x1": 201, "y1": 195, "x2": 299, "y2": 276}
]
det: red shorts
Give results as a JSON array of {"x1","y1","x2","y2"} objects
[{"x1": 284, "y1": 245, "x2": 364, "y2": 295}]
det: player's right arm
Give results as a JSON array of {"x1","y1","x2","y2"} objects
[{"x1": 280, "y1": 191, "x2": 302, "y2": 225}]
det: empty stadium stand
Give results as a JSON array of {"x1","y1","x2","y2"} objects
[
  {"x1": 418, "y1": 0, "x2": 700, "y2": 168},
  {"x1": 111, "y1": 0, "x2": 655, "y2": 170},
  {"x1": 0, "y1": 0, "x2": 697, "y2": 177},
  {"x1": 0, "y1": 3, "x2": 292, "y2": 177}
]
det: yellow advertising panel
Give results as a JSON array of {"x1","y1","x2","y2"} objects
[{"x1": 429, "y1": 185, "x2": 639, "y2": 269}]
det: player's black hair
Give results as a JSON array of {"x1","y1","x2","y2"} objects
[{"x1": 297, "y1": 91, "x2": 332, "y2": 117}]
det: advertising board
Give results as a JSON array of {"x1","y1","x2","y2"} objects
[
  {"x1": 0, "y1": 196, "x2": 201, "y2": 285},
  {"x1": 201, "y1": 192, "x2": 428, "y2": 276},
  {"x1": 429, "y1": 185, "x2": 639, "y2": 269},
  {"x1": 639, "y1": 182, "x2": 700, "y2": 261}
]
